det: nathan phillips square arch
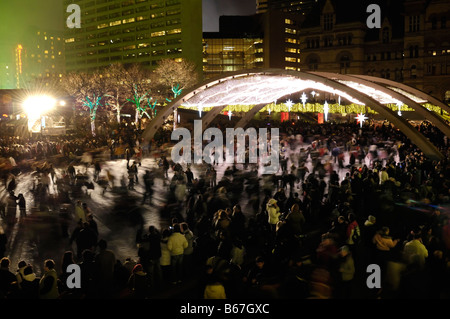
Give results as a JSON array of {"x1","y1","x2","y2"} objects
[{"x1": 142, "y1": 68, "x2": 449, "y2": 161}]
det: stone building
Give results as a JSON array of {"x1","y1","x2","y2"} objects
[{"x1": 298, "y1": 0, "x2": 450, "y2": 102}]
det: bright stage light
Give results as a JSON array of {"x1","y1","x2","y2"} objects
[
  {"x1": 23, "y1": 95, "x2": 56, "y2": 119},
  {"x1": 355, "y1": 113, "x2": 368, "y2": 128}
]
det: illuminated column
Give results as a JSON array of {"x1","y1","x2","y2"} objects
[
  {"x1": 285, "y1": 99, "x2": 293, "y2": 112},
  {"x1": 396, "y1": 101, "x2": 403, "y2": 116},
  {"x1": 301, "y1": 92, "x2": 307, "y2": 107},
  {"x1": 15, "y1": 44, "x2": 23, "y2": 89}
]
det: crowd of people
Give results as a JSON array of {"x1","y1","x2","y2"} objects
[{"x1": 0, "y1": 118, "x2": 449, "y2": 300}]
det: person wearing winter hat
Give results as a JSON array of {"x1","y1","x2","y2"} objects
[
  {"x1": 127, "y1": 264, "x2": 150, "y2": 299},
  {"x1": 15, "y1": 260, "x2": 27, "y2": 289},
  {"x1": 361, "y1": 215, "x2": 378, "y2": 263},
  {"x1": 19, "y1": 265, "x2": 40, "y2": 299}
]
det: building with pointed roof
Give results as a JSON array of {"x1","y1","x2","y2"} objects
[{"x1": 298, "y1": 0, "x2": 450, "y2": 102}]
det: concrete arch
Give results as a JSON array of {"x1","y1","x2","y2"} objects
[
  {"x1": 142, "y1": 68, "x2": 444, "y2": 160},
  {"x1": 350, "y1": 74, "x2": 450, "y2": 115},
  {"x1": 311, "y1": 71, "x2": 450, "y2": 138}
]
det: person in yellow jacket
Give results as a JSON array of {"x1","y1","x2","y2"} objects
[
  {"x1": 204, "y1": 278, "x2": 227, "y2": 299},
  {"x1": 39, "y1": 259, "x2": 59, "y2": 299},
  {"x1": 266, "y1": 199, "x2": 281, "y2": 233},
  {"x1": 167, "y1": 224, "x2": 188, "y2": 284}
]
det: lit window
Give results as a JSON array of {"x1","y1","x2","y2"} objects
[
  {"x1": 286, "y1": 38, "x2": 297, "y2": 44},
  {"x1": 285, "y1": 66, "x2": 296, "y2": 70},
  {"x1": 97, "y1": 23, "x2": 109, "y2": 29},
  {"x1": 285, "y1": 57, "x2": 297, "y2": 62},
  {"x1": 110, "y1": 20, "x2": 122, "y2": 26},
  {"x1": 285, "y1": 19, "x2": 294, "y2": 25},
  {"x1": 167, "y1": 28, "x2": 181, "y2": 35},
  {"x1": 285, "y1": 28, "x2": 296, "y2": 35},
  {"x1": 123, "y1": 18, "x2": 135, "y2": 24},
  {"x1": 285, "y1": 48, "x2": 297, "y2": 53},
  {"x1": 151, "y1": 31, "x2": 166, "y2": 37},
  {"x1": 65, "y1": 38, "x2": 75, "y2": 43}
]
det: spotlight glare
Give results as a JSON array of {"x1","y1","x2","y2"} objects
[{"x1": 23, "y1": 95, "x2": 56, "y2": 119}]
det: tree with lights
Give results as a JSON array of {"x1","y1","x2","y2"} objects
[
  {"x1": 104, "y1": 63, "x2": 131, "y2": 124},
  {"x1": 61, "y1": 71, "x2": 110, "y2": 136},
  {"x1": 153, "y1": 58, "x2": 199, "y2": 101},
  {"x1": 118, "y1": 63, "x2": 154, "y2": 128},
  {"x1": 153, "y1": 58, "x2": 199, "y2": 129}
]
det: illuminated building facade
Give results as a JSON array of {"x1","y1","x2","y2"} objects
[
  {"x1": 63, "y1": 0, "x2": 203, "y2": 75},
  {"x1": 203, "y1": 10, "x2": 302, "y2": 79},
  {"x1": 6, "y1": 30, "x2": 66, "y2": 90},
  {"x1": 298, "y1": 0, "x2": 450, "y2": 102},
  {"x1": 22, "y1": 31, "x2": 66, "y2": 88},
  {"x1": 203, "y1": 15, "x2": 264, "y2": 79}
]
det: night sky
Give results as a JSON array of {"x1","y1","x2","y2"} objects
[{"x1": 203, "y1": 0, "x2": 257, "y2": 32}]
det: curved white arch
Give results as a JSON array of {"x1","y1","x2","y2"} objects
[
  {"x1": 311, "y1": 71, "x2": 450, "y2": 137},
  {"x1": 142, "y1": 69, "x2": 445, "y2": 160}
]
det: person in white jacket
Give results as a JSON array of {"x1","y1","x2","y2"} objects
[
  {"x1": 402, "y1": 232, "x2": 428, "y2": 268},
  {"x1": 167, "y1": 223, "x2": 188, "y2": 284}
]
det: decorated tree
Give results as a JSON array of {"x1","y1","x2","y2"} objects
[
  {"x1": 153, "y1": 58, "x2": 199, "y2": 102},
  {"x1": 104, "y1": 63, "x2": 129, "y2": 124},
  {"x1": 152, "y1": 58, "x2": 199, "y2": 129},
  {"x1": 120, "y1": 64, "x2": 154, "y2": 127},
  {"x1": 61, "y1": 70, "x2": 109, "y2": 136}
]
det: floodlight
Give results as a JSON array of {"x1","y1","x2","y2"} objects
[{"x1": 23, "y1": 95, "x2": 56, "y2": 119}]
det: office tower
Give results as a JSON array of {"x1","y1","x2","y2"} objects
[
  {"x1": 203, "y1": 10, "x2": 302, "y2": 79},
  {"x1": 63, "y1": 0, "x2": 203, "y2": 75},
  {"x1": 17, "y1": 30, "x2": 66, "y2": 89},
  {"x1": 203, "y1": 15, "x2": 264, "y2": 79}
]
